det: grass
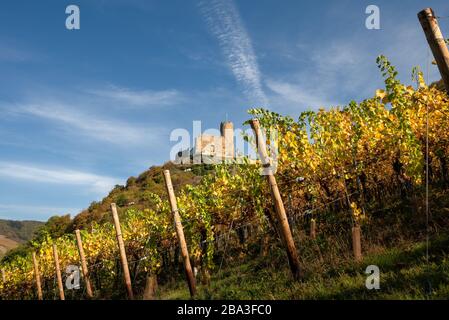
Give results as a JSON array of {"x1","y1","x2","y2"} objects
[
  {"x1": 148, "y1": 187, "x2": 449, "y2": 300},
  {"x1": 158, "y1": 234, "x2": 449, "y2": 300}
]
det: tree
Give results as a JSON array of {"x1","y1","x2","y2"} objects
[{"x1": 35, "y1": 214, "x2": 72, "y2": 241}]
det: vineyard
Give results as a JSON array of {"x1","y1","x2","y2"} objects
[{"x1": 1, "y1": 55, "x2": 449, "y2": 300}]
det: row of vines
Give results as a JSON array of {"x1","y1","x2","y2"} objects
[{"x1": 1, "y1": 56, "x2": 449, "y2": 299}]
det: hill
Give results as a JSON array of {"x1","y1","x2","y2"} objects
[
  {"x1": 0, "y1": 162, "x2": 209, "y2": 262},
  {"x1": 69, "y1": 162, "x2": 209, "y2": 231},
  {"x1": 160, "y1": 233, "x2": 449, "y2": 299},
  {"x1": 0, "y1": 220, "x2": 43, "y2": 258},
  {"x1": 0, "y1": 220, "x2": 43, "y2": 243},
  {"x1": 1, "y1": 67, "x2": 449, "y2": 299},
  {"x1": 0, "y1": 236, "x2": 19, "y2": 258}
]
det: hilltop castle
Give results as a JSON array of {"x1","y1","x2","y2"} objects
[{"x1": 175, "y1": 121, "x2": 235, "y2": 164}]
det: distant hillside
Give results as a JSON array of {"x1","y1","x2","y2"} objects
[
  {"x1": 0, "y1": 162, "x2": 208, "y2": 258},
  {"x1": 0, "y1": 219, "x2": 43, "y2": 243},
  {"x1": 69, "y1": 162, "x2": 210, "y2": 231},
  {"x1": 0, "y1": 236, "x2": 19, "y2": 257},
  {"x1": 0, "y1": 219, "x2": 44, "y2": 258}
]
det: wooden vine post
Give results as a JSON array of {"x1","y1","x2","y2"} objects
[
  {"x1": 418, "y1": 8, "x2": 449, "y2": 94},
  {"x1": 32, "y1": 252, "x2": 43, "y2": 300},
  {"x1": 352, "y1": 225, "x2": 362, "y2": 262},
  {"x1": 344, "y1": 184, "x2": 363, "y2": 262},
  {"x1": 163, "y1": 169, "x2": 196, "y2": 297},
  {"x1": 75, "y1": 229, "x2": 94, "y2": 299},
  {"x1": 52, "y1": 244, "x2": 65, "y2": 300},
  {"x1": 310, "y1": 219, "x2": 317, "y2": 240},
  {"x1": 1, "y1": 268, "x2": 5, "y2": 284},
  {"x1": 143, "y1": 274, "x2": 158, "y2": 300},
  {"x1": 110, "y1": 203, "x2": 134, "y2": 300},
  {"x1": 250, "y1": 119, "x2": 302, "y2": 280}
]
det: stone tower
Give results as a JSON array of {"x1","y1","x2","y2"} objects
[{"x1": 220, "y1": 121, "x2": 234, "y2": 159}]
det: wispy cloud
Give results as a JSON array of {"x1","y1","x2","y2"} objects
[
  {"x1": 198, "y1": 0, "x2": 269, "y2": 106},
  {"x1": 261, "y1": 6, "x2": 445, "y2": 116},
  {"x1": 304, "y1": 41, "x2": 374, "y2": 99},
  {"x1": 0, "y1": 161, "x2": 121, "y2": 194},
  {"x1": 11, "y1": 101, "x2": 163, "y2": 145},
  {"x1": 0, "y1": 43, "x2": 34, "y2": 62},
  {"x1": 0, "y1": 204, "x2": 81, "y2": 221},
  {"x1": 88, "y1": 85, "x2": 183, "y2": 107},
  {"x1": 266, "y1": 79, "x2": 342, "y2": 111},
  {"x1": 264, "y1": 40, "x2": 354, "y2": 115},
  {"x1": 265, "y1": 40, "x2": 377, "y2": 114}
]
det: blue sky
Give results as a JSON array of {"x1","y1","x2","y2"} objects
[{"x1": 0, "y1": 0, "x2": 448, "y2": 221}]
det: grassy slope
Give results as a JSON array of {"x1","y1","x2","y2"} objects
[
  {"x1": 159, "y1": 233, "x2": 449, "y2": 300},
  {"x1": 155, "y1": 184, "x2": 449, "y2": 300},
  {"x1": 0, "y1": 235, "x2": 19, "y2": 257},
  {"x1": 0, "y1": 220, "x2": 43, "y2": 258},
  {"x1": 69, "y1": 162, "x2": 207, "y2": 231},
  {"x1": 0, "y1": 219, "x2": 44, "y2": 242}
]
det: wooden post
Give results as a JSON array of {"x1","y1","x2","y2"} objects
[
  {"x1": 32, "y1": 252, "x2": 43, "y2": 300},
  {"x1": 1, "y1": 268, "x2": 5, "y2": 283},
  {"x1": 75, "y1": 229, "x2": 94, "y2": 299},
  {"x1": 52, "y1": 244, "x2": 65, "y2": 300},
  {"x1": 142, "y1": 274, "x2": 158, "y2": 300},
  {"x1": 250, "y1": 119, "x2": 302, "y2": 280},
  {"x1": 163, "y1": 170, "x2": 196, "y2": 297},
  {"x1": 418, "y1": 8, "x2": 449, "y2": 93},
  {"x1": 110, "y1": 203, "x2": 134, "y2": 300},
  {"x1": 310, "y1": 219, "x2": 317, "y2": 240},
  {"x1": 352, "y1": 225, "x2": 362, "y2": 262}
]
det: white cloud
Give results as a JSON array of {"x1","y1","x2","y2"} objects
[
  {"x1": 277, "y1": 19, "x2": 442, "y2": 114},
  {"x1": 0, "y1": 204, "x2": 81, "y2": 221},
  {"x1": 198, "y1": 0, "x2": 269, "y2": 106},
  {"x1": 14, "y1": 102, "x2": 163, "y2": 145},
  {"x1": 262, "y1": 12, "x2": 445, "y2": 117},
  {"x1": 266, "y1": 79, "x2": 341, "y2": 111},
  {"x1": 305, "y1": 40, "x2": 375, "y2": 99},
  {"x1": 88, "y1": 85, "x2": 183, "y2": 107},
  {"x1": 264, "y1": 41, "x2": 380, "y2": 114},
  {"x1": 0, "y1": 161, "x2": 121, "y2": 194}
]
